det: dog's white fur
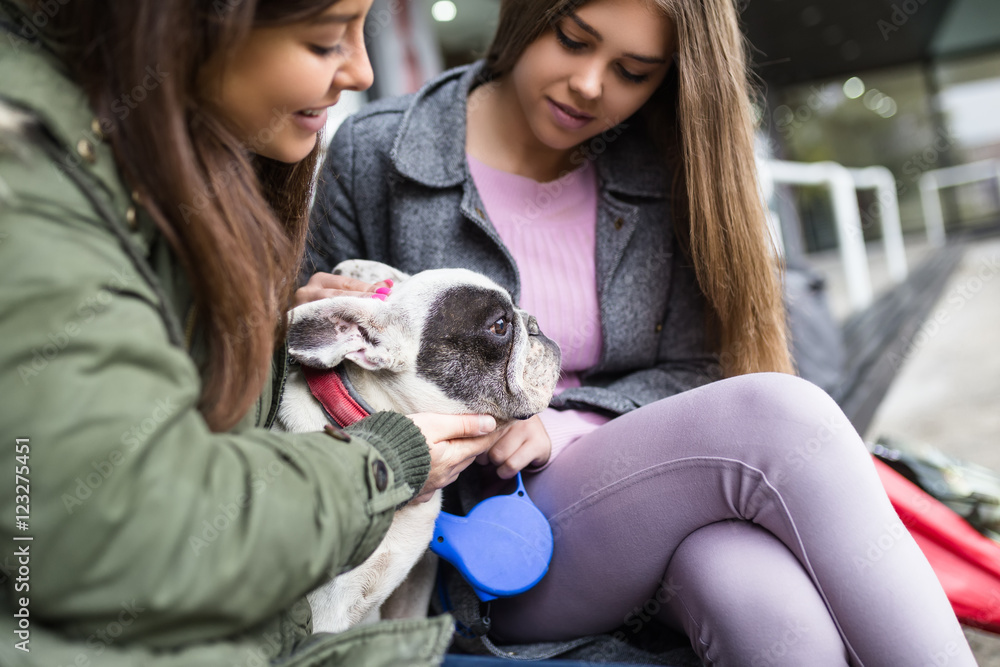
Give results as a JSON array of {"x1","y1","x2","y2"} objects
[{"x1": 274, "y1": 260, "x2": 560, "y2": 634}]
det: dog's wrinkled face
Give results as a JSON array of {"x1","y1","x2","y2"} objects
[{"x1": 287, "y1": 261, "x2": 561, "y2": 421}]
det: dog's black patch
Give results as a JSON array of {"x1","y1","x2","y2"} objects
[
  {"x1": 287, "y1": 314, "x2": 329, "y2": 353},
  {"x1": 287, "y1": 312, "x2": 379, "y2": 369},
  {"x1": 416, "y1": 285, "x2": 518, "y2": 416}
]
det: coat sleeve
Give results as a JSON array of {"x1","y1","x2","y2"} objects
[{"x1": 0, "y1": 148, "x2": 428, "y2": 648}]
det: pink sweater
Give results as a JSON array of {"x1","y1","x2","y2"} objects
[{"x1": 467, "y1": 154, "x2": 611, "y2": 468}]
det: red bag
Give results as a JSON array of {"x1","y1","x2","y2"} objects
[{"x1": 874, "y1": 457, "x2": 1000, "y2": 634}]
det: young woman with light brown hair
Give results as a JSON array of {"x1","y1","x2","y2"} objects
[
  {"x1": 304, "y1": 0, "x2": 975, "y2": 663},
  {"x1": 0, "y1": 0, "x2": 502, "y2": 664}
]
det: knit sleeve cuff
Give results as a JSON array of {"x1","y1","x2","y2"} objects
[{"x1": 346, "y1": 411, "x2": 430, "y2": 499}]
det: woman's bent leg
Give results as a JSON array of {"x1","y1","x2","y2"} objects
[
  {"x1": 663, "y1": 520, "x2": 847, "y2": 666},
  {"x1": 490, "y1": 373, "x2": 973, "y2": 666}
]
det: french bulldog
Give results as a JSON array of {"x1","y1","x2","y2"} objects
[{"x1": 274, "y1": 259, "x2": 561, "y2": 633}]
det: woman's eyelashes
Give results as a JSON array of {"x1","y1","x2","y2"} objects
[
  {"x1": 554, "y1": 26, "x2": 651, "y2": 84},
  {"x1": 616, "y1": 65, "x2": 649, "y2": 84},
  {"x1": 554, "y1": 25, "x2": 587, "y2": 51},
  {"x1": 308, "y1": 43, "x2": 343, "y2": 57}
]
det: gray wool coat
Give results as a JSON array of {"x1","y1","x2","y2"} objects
[{"x1": 306, "y1": 61, "x2": 721, "y2": 417}]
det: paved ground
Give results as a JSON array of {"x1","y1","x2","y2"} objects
[{"x1": 811, "y1": 233, "x2": 1000, "y2": 665}]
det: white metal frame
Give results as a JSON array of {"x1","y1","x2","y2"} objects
[
  {"x1": 760, "y1": 160, "x2": 874, "y2": 311},
  {"x1": 848, "y1": 166, "x2": 908, "y2": 283},
  {"x1": 919, "y1": 159, "x2": 1000, "y2": 246}
]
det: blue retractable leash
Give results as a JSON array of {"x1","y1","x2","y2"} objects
[{"x1": 430, "y1": 472, "x2": 553, "y2": 603}]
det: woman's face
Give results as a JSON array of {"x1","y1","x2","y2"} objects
[
  {"x1": 203, "y1": 0, "x2": 374, "y2": 163},
  {"x1": 510, "y1": 0, "x2": 674, "y2": 152}
]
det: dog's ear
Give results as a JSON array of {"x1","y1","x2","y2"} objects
[
  {"x1": 286, "y1": 297, "x2": 402, "y2": 371},
  {"x1": 332, "y1": 260, "x2": 410, "y2": 285}
]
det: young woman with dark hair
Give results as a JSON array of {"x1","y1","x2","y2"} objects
[
  {"x1": 0, "y1": 1, "x2": 501, "y2": 664},
  {"x1": 304, "y1": 0, "x2": 976, "y2": 663}
]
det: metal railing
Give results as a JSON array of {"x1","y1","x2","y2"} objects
[
  {"x1": 760, "y1": 157, "x2": 998, "y2": 316},
  {"x1": 919, "y1": 159, "x2": 1000, "y2": 248},
  {"x1": 760, "y1": 160, "x2": 874, "y2": 311}
]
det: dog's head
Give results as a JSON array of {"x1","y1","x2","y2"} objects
[{"x1": 287, "y1": 260, "x2": 561, "y2": 422}]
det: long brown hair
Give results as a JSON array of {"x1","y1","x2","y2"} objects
[
  {"x1": 484, "y1": 0, "x2": 793, "y2": 377},
  {"x1": 34, "y1": 0, "x2": 341, "y2": 430}
]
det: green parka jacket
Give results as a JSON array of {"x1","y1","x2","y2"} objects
[{"x1": 0, "y1": 6, "x2": 452, "y2": 665}]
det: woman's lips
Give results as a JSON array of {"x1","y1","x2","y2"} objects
[
  {"x1": 546, "y1": 98, "x2": 594, "y2": 131},
  {"x1": 291, "y1": 107, "x2": 328, "y2": 134}
]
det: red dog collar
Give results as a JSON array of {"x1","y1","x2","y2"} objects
[{"x1": 301, "y1": 365, "x2": 371, "y2": 428}]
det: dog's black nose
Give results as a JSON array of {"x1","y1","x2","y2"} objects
[{"x1": 526, "y1": 315, "x2": 540, "y2": 336}]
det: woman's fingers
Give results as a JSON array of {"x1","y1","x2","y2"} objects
[
  {"x1": 309, "y1": 272, "x2": 385, "y2": 293},
  {"x1": 408, "y1": 413, "x2": 497, "y2": 450},
  {"x1": 488, "y1": 430, "x2": 521, "y2": 468},
  {"x1": 488, "y1": 416, "x2": 552, "y2": 479},
  {"x1": 407, "y1": 413, "x2": 502, "y2": 500},
  {"x1": 497, "y1": 442, "x2": 544, "y2": 479},
  {"x1": 292, "y1": 272, "x2": 394, "y2": 307}
]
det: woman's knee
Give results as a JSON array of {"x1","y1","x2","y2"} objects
[
  {"x1": 720, "y1": 373, "x2": 841, "y2": 423},
  {"x1": 711, "y1": 373, "x2": 866, "y2": 461}
]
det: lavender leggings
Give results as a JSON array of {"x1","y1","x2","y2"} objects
[{"x1": 490, "y1": 374, "x2": 975, "y2": 666}]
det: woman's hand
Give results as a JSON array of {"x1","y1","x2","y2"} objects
[
  {"x1": 407, "y1": 413, "x2": 506, "y2": 503},
  {"x1": 293, "y1": 272, "x2": 393, "y2": 307},
  {"x1": 478, "y1": 415, "x2": 551, "y2": 479}
]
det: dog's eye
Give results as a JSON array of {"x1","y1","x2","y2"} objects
[{"x1": 490, "y1": 318, "x2": 509, "y2": 336}]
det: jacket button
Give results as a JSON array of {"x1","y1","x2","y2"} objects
[
  {"x1": 323, "y1": 423, "x2": 352, "y2": 442},
  {"x1": 126, "y1": 206, "x2": 138, "y2": 230},
  {"x1": 655, "y1": 323, "x2": 663, "y2": 333},
  {"x1": 614, "y1": 217, "x2": 624, "y2": 230},
  {"x1": 90, "y1": 117, "x2": 105, "y2": 141},
  {"x1": 77, "y1": 139, "x2": 97, "y2": 164},
  {"x1": 372, "y1": 460, "x2": 389, "y2": 492}
]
